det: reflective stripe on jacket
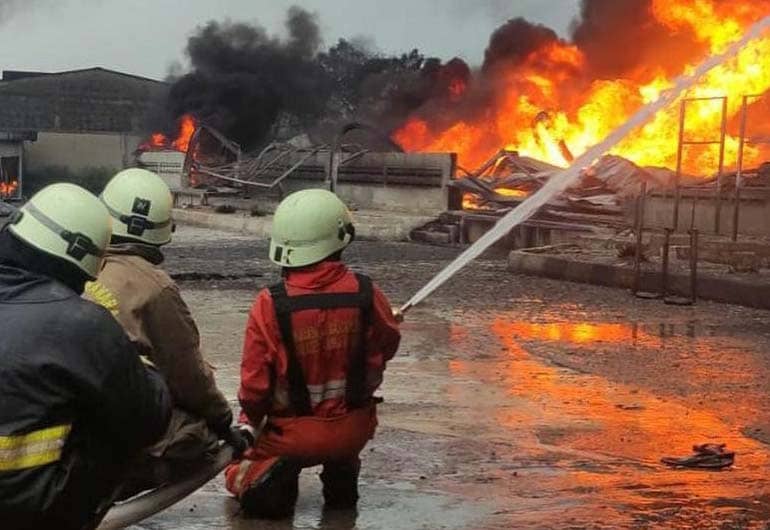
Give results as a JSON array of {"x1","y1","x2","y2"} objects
[
  {"x1": 0, "y1": 263, "x2": 171, "y2": 515},
  {"x1": 0, "y1": 425, "x2": 72, "y2": 472}
]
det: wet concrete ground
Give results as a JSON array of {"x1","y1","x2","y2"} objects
[{"x1": 133, "y1": 226, "x2": 770, "y2": 529}]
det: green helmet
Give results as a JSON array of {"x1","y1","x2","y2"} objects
[
  {"x1": 8, "y1": 183, "x2": 111, "y2": 279},
  {"x1": 100, "y1": 168, "x2": 174, "y2": 246},
  {"x1": 269, "y1": 189, "x2": 355, "y2": 268}
]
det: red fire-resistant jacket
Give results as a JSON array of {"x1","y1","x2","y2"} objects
[{"x1": 238, "y1": 261, "x2": 400, "y2": 425}]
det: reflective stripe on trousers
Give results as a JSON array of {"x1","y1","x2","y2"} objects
[{"x1": 0, "y1": 424, "x2": 72, "y2": 471}]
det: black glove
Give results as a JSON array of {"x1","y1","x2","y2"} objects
[
  {"x1": 210, "y1": 409, "x2": 234, "y2": 440},
  {"x1": 223, "y1": 425, "x2": 255, "y2": 458}
]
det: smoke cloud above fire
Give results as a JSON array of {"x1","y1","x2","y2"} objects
[{"x1": 161, "y1": 1, "x2": 770, "y2": 174}]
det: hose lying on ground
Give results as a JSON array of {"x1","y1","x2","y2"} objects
[{"x1": 96, "y1": 445, "x2": 235, "y2": 530}]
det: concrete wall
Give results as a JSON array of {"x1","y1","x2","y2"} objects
[
  {"x1": 643, "y1": 189, "x2": 770, "y2": 236},
  {"x1": 194, "y1": 151, "x2": 455, "y2": 215},
  {"x1": 25, "y1": 131, "x2": 143, "y2": 172},
  {"x1": 279, "y1": 180, "x2": 447, "y2": 214}
]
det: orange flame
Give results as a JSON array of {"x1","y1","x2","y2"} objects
[
  {"x1": 141, "y1": 114, "x2": 197, "y2": 154},
  {"x1": 172, "y1": 114, "x2": 196, "y2": 152},
  {"x1": 393, "y1": 1, "x2": 770, "y2": 175},
  {"x1": 0, "y1": 180, "x2": 18, "y2": 197}
]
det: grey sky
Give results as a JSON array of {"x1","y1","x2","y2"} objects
[{"x1": 0, "y1": 0, "x2": 581, "y2": 80}]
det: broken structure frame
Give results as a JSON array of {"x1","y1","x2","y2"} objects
[
  {"x1": 672, "y1": 96, "x2": 727, "y2": 235},
  {"x1": 182, "y1": 122, "x2": 413, "y2": 197}
]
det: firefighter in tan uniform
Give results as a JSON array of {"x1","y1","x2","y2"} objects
[{"x1": 85, "y1": 169, "x2": 236, "y2": 485}]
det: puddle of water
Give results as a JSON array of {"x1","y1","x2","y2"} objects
[
  {"x1": 132, "y1": 481, "x2": 485, "y2": 530},
  {"x1": 438, "y1": 312, "x2": 770, "y2": 527}
]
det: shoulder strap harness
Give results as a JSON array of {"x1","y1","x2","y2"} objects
[{"x1": 269, "y1": 273, "x2": 373, "y2": 416}]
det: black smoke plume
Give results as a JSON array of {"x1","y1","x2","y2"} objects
[
  {"x1": 166, "y1": 7, "x2": 328, "y2": 150},
  {"x1": 570, "y1": 0, "x2": 705, "y2": 80},
  {"x1": 162, "y1": 6, "x2": 470, "y2": 149},
  {"x1": 482, "y1": 17, "x2": 561, "y2": 74}
]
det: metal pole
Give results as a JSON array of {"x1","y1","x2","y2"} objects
[
  {"x1": 690, "y1": 194, "x2": 698, "y2": 230},
  {"x1": 733, "y1": 95, "x2": 749, "y2": 241},
  {"x1": 673, "y1": 100, "x2": 687, "y2": 232},
  {"x1": 632, "y1": 180, "x2": 647, "y2": 294},
  {"x1": 715, "y1": 97, "x2": 728, "y2": 234},
  {"x1": 328, "y1": 151, "x2": 340, "y2": 193},
  {"x1": 689, "y1": 229, "x2": 699, "y2": 303},
  {"x1": 661, "y1": 227, "x2": 671, "y2": 298}
]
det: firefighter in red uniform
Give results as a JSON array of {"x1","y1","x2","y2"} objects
[{"x1": 225, "y1": 189, "x2": 401, "y2": 519}]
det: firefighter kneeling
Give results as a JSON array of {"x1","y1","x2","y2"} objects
[{"x1": 225, "y1": 189, "x2": 401, "y2": 518}]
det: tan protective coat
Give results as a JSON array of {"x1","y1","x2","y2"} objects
[{"x1": 85, "y1": 244, "x2": 230, "y2": 456}]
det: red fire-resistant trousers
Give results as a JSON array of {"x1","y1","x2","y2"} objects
[{"x1": 225, "y1": 405, "x2": 377, "y2": 516}]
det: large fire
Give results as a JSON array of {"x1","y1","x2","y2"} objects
[
  {"x1": 141, "y1": 114, "x2": 197, "y2": 153},
  {"x1": 393, "y1": 1, "x2": 770, "y2": 175}
]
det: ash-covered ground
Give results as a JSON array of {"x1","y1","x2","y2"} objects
[{"x1": 134, "y1": 225, "x2": 770, "y2": 530}]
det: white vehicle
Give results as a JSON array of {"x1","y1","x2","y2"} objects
[{"x1": 135, "y1": 150, "x2": 187, "y2": 191}]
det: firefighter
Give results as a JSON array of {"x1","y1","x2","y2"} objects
[
  {"x1": 225, "y1": 189, "x2": 401, "y2": 519},
  {"x1": 0, "y1": 184, "x2": 172, "y2": 530},
  {"x1": 85, "y1": 168, "x2": 238, "y2": 487}
]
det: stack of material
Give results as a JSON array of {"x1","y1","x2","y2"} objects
[
  {"x1": 713, "y1": 161, "x2": 770, "y2": 190},
  {"x1": 450, "y1": 150, "x2": 678, "y2": 217}
]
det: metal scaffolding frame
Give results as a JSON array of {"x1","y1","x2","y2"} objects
[
  {"x1": 732, "y1": 94, "x2": 770, "y2": 241},
  {"x1": 672, "y1": 96, "x2": 728, "y2": 234}
]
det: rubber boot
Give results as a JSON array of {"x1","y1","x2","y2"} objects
[
  {"x1": 240, "y1": 457, "x2": 301, "y2": 519},
  {"x1": 320, "y1": 459, "x2": 360, "y2": 510}
]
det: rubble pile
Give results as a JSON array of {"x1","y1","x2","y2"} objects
[{"x1": 450, "y1": 150, "x2": 679, "y2": 216}]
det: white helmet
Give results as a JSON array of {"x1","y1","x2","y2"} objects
[
  {"x1": 8, "y1": 183, "x2": 111, "y2": 279},
  {"x1": 100, "y1": 168, "x2": 174, "y2": 246},
  {"x1": 269, "y1": 189, "x2": 355, "y2": 268}
]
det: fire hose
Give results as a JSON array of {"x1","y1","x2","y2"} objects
[
  {"x1": 96, "y1": 445, "x2": 236, "y2": 530},
  {"x1": 95, "y1": 425, "x2": 257, "y2": 530}
]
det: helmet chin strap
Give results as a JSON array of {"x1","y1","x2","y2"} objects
[
  {"x1": 339, "y1": 223, "x2": 355, "y2": 245},
  {"x1": 101, "y1": 201, "x2": 172, "y2": 238}
]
